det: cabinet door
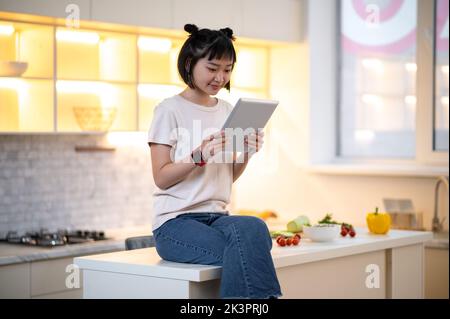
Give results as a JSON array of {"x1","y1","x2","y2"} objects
[
  {"x1": 0, "y1": 263, "x2": 31, "y2": 299},
  {"x1": 0, "y1": 0, "x2": 91, "y2": 20},
  {"x1": 91, "y1": 0, "x2": 172, "y2": 29},
  {"x1": 31, "y1": 257, "x2": 83, "y2": 298},
  {"x1": 172, "y1": 0, "x2": 243, "y2": 32},
  {"x1": 241, "y1": 0, "x2": 303, "y2": 42}
]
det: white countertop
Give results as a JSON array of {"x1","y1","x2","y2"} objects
[{"x1": 75, "y1": 228, "x2": 433, "y2": 282}]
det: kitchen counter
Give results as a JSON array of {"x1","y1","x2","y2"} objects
[
  {"x1": 75, "y1": 228, "x2": 432, "y2": 299},
  {"x1": 425, "y1": 231, "x2": 449, "y2": 250},
  {"x1": 0, "y1": 225, "x2": 153, "y2": 266}
]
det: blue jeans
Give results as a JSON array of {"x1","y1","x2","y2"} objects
[{"x1": 153, "y1": 212, "x2": 282, "y2": 299}]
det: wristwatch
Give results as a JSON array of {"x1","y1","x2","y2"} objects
[{"x1": 191, "y1": 149, "x2": 207, "y2": 167}]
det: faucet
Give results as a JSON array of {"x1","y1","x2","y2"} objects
[{"x1": 432, "y1": 176, "x2": 449, "y2": 232}]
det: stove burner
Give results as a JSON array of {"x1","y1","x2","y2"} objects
[{"x1": 4, "y1": 229, "x2": 109, "y2": 247}]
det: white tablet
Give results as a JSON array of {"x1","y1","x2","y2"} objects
[
  {"x1": 221, "y1": 97, "x2": 279, "y2": 131},
  {"x1": 221, "y1": 97, "x2": 279, "y2": 152}
]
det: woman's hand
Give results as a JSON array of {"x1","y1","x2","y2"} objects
[
  {"x1": 244, "y1": 130, "x2": 264, "y2": 156},
  {"x1": 202, "y1": 130, "x2": 228, "y2": 161},
  {"x1": 192, "y1": 130, "x2": 229, "y2": 164}
]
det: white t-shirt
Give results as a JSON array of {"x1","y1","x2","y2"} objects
[{"x1": 148, "y1": 94, "x2": 234, "y2": 231}]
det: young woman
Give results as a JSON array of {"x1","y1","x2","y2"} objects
[{"x1": 148, "y1": 24, "x2": 281, "y2": 299}]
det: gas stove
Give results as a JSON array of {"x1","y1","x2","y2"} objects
[{"x1": 3, "y1": 229, "x2": 110, "y2": 247}]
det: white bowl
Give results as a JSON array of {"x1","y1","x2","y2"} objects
[
  {"x1": 302, "y1": 224, "x2": 340, "y2": 242},
  {"x1": 0, "y1": 61, "x2": 28, "y2": 77}
]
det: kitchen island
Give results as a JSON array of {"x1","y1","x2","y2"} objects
[{"x1": 74, "y1": 228, "x2": 432, "y2": 299}]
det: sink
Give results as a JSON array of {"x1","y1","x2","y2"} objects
[
  {"x1": 426, "y1": 231, "x2": 449, "y2": 249},
  {"x1": 433, "y1": 231, "x2": 449, "y2": 240}
]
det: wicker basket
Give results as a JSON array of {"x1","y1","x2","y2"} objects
[{"x1": 73, "y1": 106, "x2": 117, "y2": 131}]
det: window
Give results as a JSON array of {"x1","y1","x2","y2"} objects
[
  {"x1": 434, "y1": 0, "x2": 449, "y2": 152},
  {"x1": 339, "y1": 0, "x2": 418, "y2": 158},
  {"x1": 338, "y1": 0, "x2": 449, "y2": 162}
]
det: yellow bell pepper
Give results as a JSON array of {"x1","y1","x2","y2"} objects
[
  {"x1": 237, "y1": 209, "x2": 277, "y2": 220},
  {"x1": 366, "y1": 207, "x2": 391, "y2": 234}
]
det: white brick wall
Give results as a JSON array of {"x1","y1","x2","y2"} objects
[{"x1": 0, "y1": 134, "x2": 155, "y2": 236}]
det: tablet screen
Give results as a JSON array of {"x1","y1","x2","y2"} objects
[
  {"x1": 222, "y1": 98, "x2": 279, "y2": 131},
  {"x1": 221, "y1": 98, "x2": 278, "y2": 152}
]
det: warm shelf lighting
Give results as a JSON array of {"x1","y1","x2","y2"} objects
[
  {"x1": 0, "y1": 78, "x2": 27, "y2": 93},
  {"x1": 441, "y1": 96, "x2": 449, "y2": 106},
  {"x1": 405, "y1": 63, "x2": 417, "y2": 72},
  {"x1": 137, "y1": 84, "x2": 181, "y2": 98},
  {"x1": 232, "y1": 50, "x2": 255, "y2": 88},
  {"x1": 56, "y1": 80, "x2": 108, "y2": 94},
  {"x1": 56, "y1": 80, "x2": 116, "y2": 107},
  {"x1": 138, "y1": 36, "x2": 172, "y2": 53},
  {"x1": 442, "y1": 65, "x2": 449, "y2": 75},
  {"x1": 0, "y1": 24, "x2": 14, "y2": 36},
  {"x1": 56, "y1": 30, "x2": 100, "y2": 44}
]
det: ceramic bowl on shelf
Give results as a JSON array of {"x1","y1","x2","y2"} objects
[
  {"x1": 302, "y1": 224, "x2": 341, "y2": 242},
  {"x1": 73, "y1": 106, "x2": 117, "y2": 131},
  {"x1": 0, "y1": 61, "x2": 28, "y2": 77}
]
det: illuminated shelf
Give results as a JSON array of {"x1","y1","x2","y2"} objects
[
  {"x1": 56, "y1": 80, "x2": 136, "y2": 132},
  {"x1": 0, "y1": 78, "x2": 53, "y2": 132},
  {"x1": 232, "y1": 46, "x2": 269, "y2": 90},
  {"x1": 0, "y1": 14, "x2": 273, "y2": 134},
  {"x1": 57, "y1": 78, "x2": 136, "y2": 85},
  {"x1": 138, "y1": 37, "x2": 183, "y2": 85},
  {"x1": 56, "y1": 28, "x2": 137, "y2": 82},
  {"x1": 0, "y1": 21, "x2": 53, "y2": 79}
]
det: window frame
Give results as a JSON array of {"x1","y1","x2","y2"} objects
[
  {"x1": 308, "y1": 0, "x2": 448, "y2": 177},
  {"x1": 416, "y1": 0, "x2": 448, "y2": 163}
]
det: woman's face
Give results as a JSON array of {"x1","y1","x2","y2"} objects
[{"x1": 191, "y1": 56, "x2": 233, "y2": 95}]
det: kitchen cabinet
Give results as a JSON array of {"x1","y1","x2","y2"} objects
[
  {"x1": 241, "y1": 0, "x2": 304, "y2": 42},
  {"x1": 0, "y1": 257, "x2": 83, "y2": 299},
  {"x1": 172, "y1": 0, "x2": 304, "y2": 43},
  {"x1": 56, "y1": 28, "x2": 137, "y2": 82},
  {"x1": 91, "y1": 0, "x2": 172, "y2": 29},
  {"x1": 425, "y1": 247, "x2": 449, "y2": 298},
  {"x1": 57, "y1": 82, "x2": 137, "y2": 132},
  {"x1": 0, "y1": 0, "x2": 91, "y2": 20},
  {"x1": 232, "y1": 46, "x2": 269, "y2": 90},
  {"x1": 56, "y1": 27, "x2": 137, "y2": 132},
  {"x1": 172, "y1": 0, "x2": 243, "y2": 33},
  {"x1": 137, "y1": 35, "x2": 184, "y2": 131},
  {"x1": 1, "y1": 10, "x2": 278, "y2": 134},
  {"x1": 31, "y1": 257, "x2": 83, "y2": 298},
  {"x1": 0, "y1": 0, "x2": 304, "y2": 42},
  {"x1": 0, "y1": 21, "x2": 54, "y2": 132},
  {"x1": 0, "y1": 262, "x2": 30, "y2": 298}
]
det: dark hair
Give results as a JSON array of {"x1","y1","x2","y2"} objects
[{"x1": 178, "y1": 24, "x2": 237, "y2": 91}]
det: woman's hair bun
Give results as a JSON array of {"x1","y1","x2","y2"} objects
[
  {"x1": 220, "y1": 27, "x2": 234, "y2": 40},
  {"x1": 184, "y1": 24, "x2": 199, "y2": 35}
]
